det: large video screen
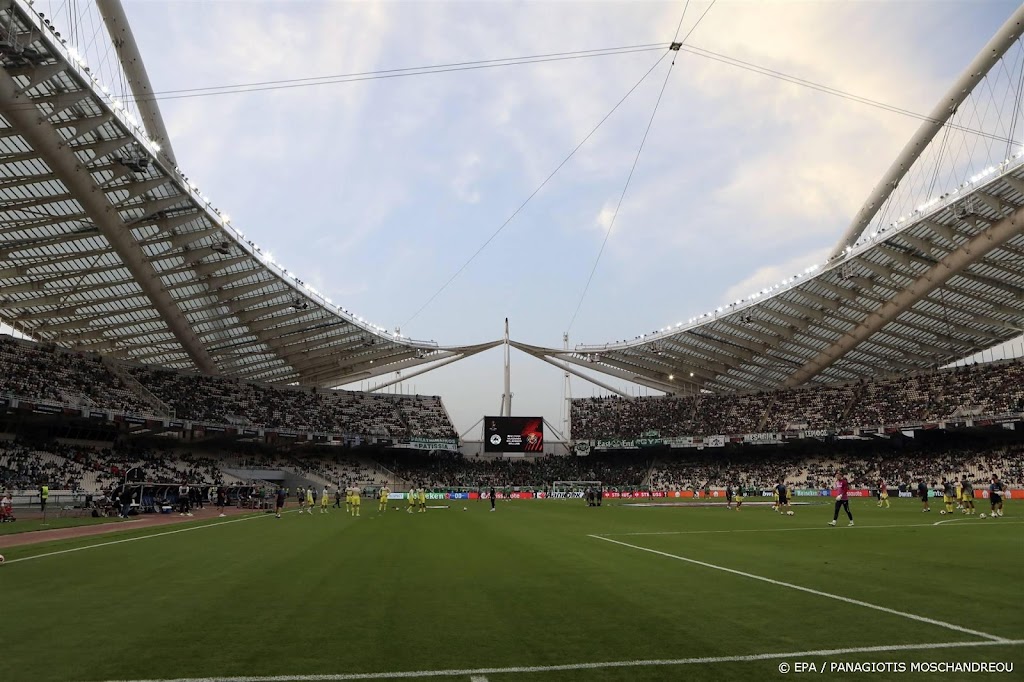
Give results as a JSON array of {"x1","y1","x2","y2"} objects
[{"x1": 484, "y1": 416, "x2": 544, "y2": 453}]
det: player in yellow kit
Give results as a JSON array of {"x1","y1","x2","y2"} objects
[
  {"x1": 320, "y1": 486, "x2": 330, "y2": 514},
  {"x1": 305, "y1": 486, "x2": 314, "y2": 515},
  {"x1": 407, "y1": 488, "x2": 417, "y2": 514},
  {"x1": 418, "y1": 487, "x2": 427, "y2": 513},
  {"x1": 350, "y1": 485, "x2": 361, "y2": 517},
  {"x1": 345, "y1": 486, "x2": 352, "y2": 515},
  {"x1": 379, "y1": 485, "x2": 390, "y2": 512}
]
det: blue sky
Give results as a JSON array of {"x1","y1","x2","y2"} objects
[{"x1": 21, "y1": 0, "x2": 1024, "y2": 436}]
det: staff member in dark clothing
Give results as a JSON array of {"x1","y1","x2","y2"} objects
[
  {"x1": 775, "y1": 479, "x2": 790, "y2": 514},
  {"x1": 489, "y1": 486, "x2": 496, "y2": 512},
  {"x1": 275, "y1": 486, "x2": 287, "y2": 519},
  {"x1": 990, "y1": 475, "x2": 1005, "y2": 518},
  {"x1": 918, "y1": 479, "x2": 930, "y2": 512}
]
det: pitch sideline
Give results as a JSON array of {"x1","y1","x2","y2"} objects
[
  {"x1": 589, "y1": 534, "x2": 1010, "y2": 643},
  {"x1": 3, "y1": 510, "x2": 293, "y2": 565},
  {"x1": 92, "y1": 639, "x2": 1024, "y2": 682},
  {"x1": 595, "y1": 519, "x2": 1024, "y2": 537}
]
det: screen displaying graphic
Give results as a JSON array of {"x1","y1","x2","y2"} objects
[{"x1": 484, "y1": 416, "x2": 544, "y2": 452}]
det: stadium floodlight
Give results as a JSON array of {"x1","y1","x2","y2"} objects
[{"x1": 669, "y1": 374, "x2": 674, "y2": 380}]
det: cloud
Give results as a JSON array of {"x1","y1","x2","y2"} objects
[
  {"x1": 595, "y1": 203, "x2": 615, "y2": 231},
  {"x1": 451, "y1": 152, "x2": 483, "y2": 204},
  {"x1": 721, "y1": 246, "x2": 831, "y2": 306}
]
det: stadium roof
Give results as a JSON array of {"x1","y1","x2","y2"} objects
[
  {"x1": 517, "y1": 155, "x2": 1024, "y2": 394},
  {"x1": 0, "y1": 0, "x2": 498, "y2": 388},
  {"x1": 3, "y1": 0, "x2": 1024, "y2": 399},
  {"x1": 518, "y1": 4, "x2": 1024, "y2": 397}
]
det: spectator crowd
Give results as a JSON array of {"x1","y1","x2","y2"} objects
[
  {"x1": 0, "y1": 335, "x2": 457, "y2": 440},
  {"x1": 572, "y1": 360, "x2": 1024, "y2": 439}
]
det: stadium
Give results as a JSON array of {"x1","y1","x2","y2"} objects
[{"x1": 2, "y1": 1, "x2": 1024, "y2": 680}]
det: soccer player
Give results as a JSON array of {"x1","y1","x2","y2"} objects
[
  {"x1": 418, "y1": 487, "x2": 427, "y2": 513},
  {"x1": 955, "y1": 479, "x2": 964, "y2": 511},
  {"x1": 333, "y1": 488, "x2": 342, "y2": 509},
  {"x1": 990, "y1": 475, "x2": 1005, "y2": 517},
  {"x1": 345, "y1": 486, "x2": 353, "y2": 515},
  {"x1": 275, "y1": 486, "x2": 286, "y2": 518},
  {"x1": 772, "y1": 485, "x2": 779, "y2": 512},
  {"x1": 379, "y1": 485, "x2": 389, "y2": 512},
  {"x1": 216, "y1": 486, "x2": 228, "y2": 517},
  {"x1": 296, "y1": 486, "x2": 305, "y2": 513},
  {"x1": 917, "y1": 479, "x2": 931, "y2": 512},
  {"x1": 877, "y1": 478, "x2": 890, "y2": 509},
  {"x1": 734, "y1": 482, "x2": 744, "y2": 511},
  {"x1": 320, "y1": 486, "x2": 330, "y2": 514},
  {"x1": 725, "y1": 482, "x2": 734, "y2": 510},
  {"x1": 775, "y1": 479, "x2": 790, "y2": 515},
  {"x1": 961, "y1": 479, "x2": 975, "y2": 515},
  {"x1": 829, "y1": 473, "x2": 854, "y2": 527},
  {"x1": 305, "y1": 486, "x2": 314, "y2": 514},
  {"x1": 407, "y1": 487, "x2": 417, "y2": 514},
  {"x1": 703, "y1": 481, "x2": 711, "y2": 501},
  {"x1": 941, "y1": 478, "x2": 955, "y2": 514},
  {"x1": 350, "y1": 485, "x2": 361, "y2": 517},
  {"x1": 489, "y1": 486, "x2": 496, "y2": 512}
]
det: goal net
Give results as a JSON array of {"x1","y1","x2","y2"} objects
[{"x1": 550, "y1": 481, "x2": 601, "y2": 499}]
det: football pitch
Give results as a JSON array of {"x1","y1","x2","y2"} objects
[{"x1": 4, "y1": 498, "x2": 1022, "y2": 682}]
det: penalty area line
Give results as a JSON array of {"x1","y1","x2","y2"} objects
[
  {"x1": 90, "y1": 639, "x2": 1024, "y2": 682},
  {"x1": 589, "y1": 535, "x2": 1010, "y2": 643}
]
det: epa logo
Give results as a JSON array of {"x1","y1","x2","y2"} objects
[{"x1": 489, "y1": 434, "x2": 502, "y2": 445}]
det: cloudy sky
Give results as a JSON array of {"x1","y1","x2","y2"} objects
[{"x1": 25, "y1": 0, "x2": 1024, "y2": 436}]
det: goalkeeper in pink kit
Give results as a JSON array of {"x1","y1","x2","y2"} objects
[{"x1": 828, "y1": 473, "x2": 854, "y2": 527}]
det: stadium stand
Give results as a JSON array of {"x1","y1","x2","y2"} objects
[
  {"x1": 645, "y1": 443, "x2": 1024, "y2": 492},
  {"x1": 0, "y1": 337, "x2": 151, "y2": 414},
  {"x1": 571, "y1": 359, "x2": 1024, "y2": 439},
  {"x1": 0, "y1": 335, "x2": 457, "y2": 440},
  {"x1": 2, "y1": 436, "x2": 1022, "y2": 502},
  {"x1": 379, "y1": 451, "x2": 654, "y2": 489}
]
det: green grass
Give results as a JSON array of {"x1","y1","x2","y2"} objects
[
  {"x1": 0, "y1": 514, "x2": 129, "y2": 535},
  {"x1": 3, "y1": 499, "x2": 1022, "y2": 682}
]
